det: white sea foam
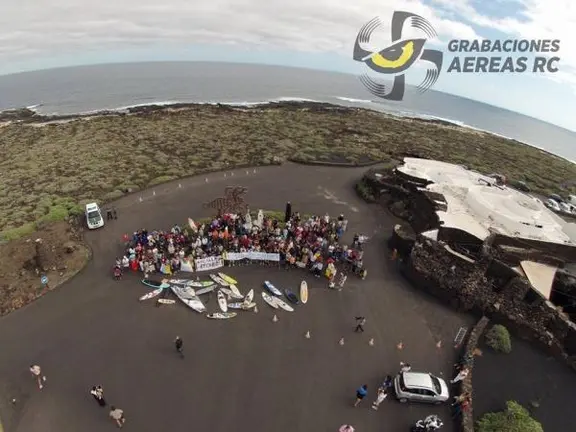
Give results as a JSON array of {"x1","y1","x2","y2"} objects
[{"x1": 335, "y1": 96, "x2": 374, "y2": 104}]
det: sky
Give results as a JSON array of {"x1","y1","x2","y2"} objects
[{"x1": 0, "y1": 0, "x2": 575, "y2": 131}]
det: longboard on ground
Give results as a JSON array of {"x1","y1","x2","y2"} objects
[
  {"x1": 139, "y1": 288, "x2": 163, "y2": 301},
  {"x1": 210, "y1": 274, "x2": 229, "y2": 286},
  {"x1": 141, "y1": 279, "x2": 170, "y2": 290},
  {"x1": 228, "y1": 302, "x2": 257, "y2": 310},
  {"x1": 218, "y1": 273, "x2": 238, "y2": 285},
  {"x1": 262, "y1": 291, "x2": 279, "y2": 309},
  {"x1": 263, "y1": 280, "x2": 282, "y2": 296},
  {"x1": 217, "y1": 290, "x2": 228, "y2": 312},
  {"x1": 300, "y1": 281, "x2": 308, "y2": 304},
  {"x1": 207, "y1": 312, "x2": 237, "y2": 320}
]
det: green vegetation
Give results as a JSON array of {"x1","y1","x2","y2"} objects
[
  {"x1": 485, "y1": 324, "x2": 512, "y2": 354},
  {"x1": 355, "y1": 179, "x2": 377, "y2": 203},
  {"x1": 1, "y1": 103, "x2": 575, "y2": 238},
  {"x1": 477, "y1": 401, "x2": 543, "y2": 432}
]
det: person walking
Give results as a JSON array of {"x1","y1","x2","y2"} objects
[
  {"x1": 371, "y1": 386, "x2": 388, "y2": 410},
  {"x1": 353, "y1": 384, "x2": 368, "y2": 407},
  {"x1": 450, "y1": 367, "x2": 469, "y2": 384},
  {"x1": 399, "y1": 362, "x2": 412, "y2": 373},
  {"x1": 175, "y1": 336, "x2": 184, "y2": 357},
  {"x1": 29, "y1": 365, "x2": 46, "y2": 390},
  {"x1": 339, "y1": 425, "x2": 355, "y2": 432},
  {"x1": 90, "y1": 386, "x2": 107, "y2": 407},
  {"x1": 109, "y1": 406, "x2": 126, "y2": 428},
  {"x1": 354, "y1": 316, "x2": 366, "y2": 333},
  {"x1": 452, "y1": 395, "x2": 471, "y2": 418}
]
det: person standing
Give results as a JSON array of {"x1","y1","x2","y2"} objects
[
  {"x1": 339, "y1": 425, "x2": 355, "y2": 432},
  {"x1": 175, "y1": 336, "x2": 184, "y2": 357},
  {"x1": 450, "y1": 367, "x2": 469, "y2": 384},
  {"x1": 399, "y1": 362, "x2": 412, "y2": 373},
  {"x1": 29, "y1": 365, "x2": 46, "y2": 390},
  {"x1": 354, "y1": 384, "x2": 368, "y2": 407},
  {"x1": 109, "y1": 406, "x2": 126, "y2": 428},
  {"x1": 372, "y1": 386, "x2": 388, "y2": 410},
  {"x1": 90, "y1": 386, "x2": 107, "y2": 407},
  {"x1": 354, "y1": 316, "x2": 366, "y2": 333}
]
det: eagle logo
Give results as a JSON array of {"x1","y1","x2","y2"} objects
[{"x1": 353, "y1": 11, "x2": 443, "y2": 101}]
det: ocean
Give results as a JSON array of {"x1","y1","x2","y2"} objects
[{"x1": 0, "y1": 61, "x2": 575, "y2": 161}]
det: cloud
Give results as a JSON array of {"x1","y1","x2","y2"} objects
[
  {"x1": 429, "y1": 0, "x2": 576, "y2": 91},
  {"x1": 0, "y1": 0, "x2": 479, "y2": 66}
]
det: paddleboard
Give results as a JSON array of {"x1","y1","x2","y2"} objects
[
  {"x1": 210, "y1": 274, "x2": 229, "y2": 286},
  {"x1": 195, "y1": 285, "x2": 216, "y2": 296},
  {"x1": 207, "y1": 312, "x2": 237, "y2": 319},
  {"x1": 142, "y1": 279, "x2": 170, "y2": 290},
  {"x1": 157, "y1": 299, "x2": 176, "y2": 305},
  {"x1": 274, "y1": 297, "x2": 294, "y2": 312},
  {"x1": 262, "y1": 291, "x2": 279, "y2": 309},
  {"x1": 171, "y1": 286, "x2": 206, "y2": 313},
  {"x1": 139, "y1": 288, "x2": 163, "y2": 301},
  {"x1": 169, "y1": 279, "x2": 214, "y2": 288},
  {"x1": 300, "y1": 281, "x2": 308, "y2": 304},
  {"x1": 284, "y1": 289, "x2": 299, "y2": 305},
  {"x1": 220, "y1": 287, "x2": 242, "y2": 299},
  {"x1": 243, "y1": 289, "x2": 254, "y2": 304},
  {"x1": 218, "y1": 273, "x2": 238, "y2": 285},
  {"x1": 229, "y1": 284, "x2": 243, "y2": 298},
  {"x1": 228, "y1": 302, "x2": 257, "y2": 310},
  {"x1": 217, "y1": 290, "x2": 228, "y2": 312},
  {"x1": 263, "y1": 280, "x2": 282, "y2": 296}
]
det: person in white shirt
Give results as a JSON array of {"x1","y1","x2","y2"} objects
[
  {"x1": 29, "y1": 365, "x2": 46, "y2": 389},
  {"x1": 372, "y1": 386, "x2": 388, "y2": 410},
  {"x1": 109, "y1": 406, "x2": 126, "y2": 428}
]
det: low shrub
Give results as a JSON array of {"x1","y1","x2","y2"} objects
[
  {"x1": 39, "y1": 205, "x2": 69, "y2": 223},
  {"x1": 355, "y1": 179, "x2": 376, "y2": 203},
  {"x1": 485, "y1": 324, "x2": 512, "y2": 354},
  {"x1": 477, "y1": 401, "x2": 543, "y2": 432},
  {"x1": 0, "y1": 222, "x2": 37, "y2": 241}
]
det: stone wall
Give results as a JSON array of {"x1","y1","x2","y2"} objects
[
  {"x1": 402, "y1": 235, "x2": 576, "y2": 372},
  {"x1": 460, "y1": 316, "x2": 490, "y2": 432}
]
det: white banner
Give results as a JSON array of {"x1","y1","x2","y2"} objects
[
  {"x1": 195, "y1": 256, "x2": 224, "y2": 272},
  {"x1": 223, "y1": 251, "x2": 280, "y2": 262}
]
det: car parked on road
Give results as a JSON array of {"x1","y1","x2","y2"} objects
[
  {"x1": 394, "y1": 371, "x2": 449, "y2": 405},
  {"x1": 545, "y1": 198, "x2": 561, "y2": 212},
  {"x1": 85, "y1": 202, "x2": 104, "y2": 229}
]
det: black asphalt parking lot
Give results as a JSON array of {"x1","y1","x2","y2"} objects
[{"x1": 0, "y1": 164, "x2": 471, "y2": 432}]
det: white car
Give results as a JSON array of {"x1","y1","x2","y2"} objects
[
  {"x1": 394, "y1": 372, "x2": 449, "y2": 404},
  {"x1": 85, "y1": 202, "x2": 105, "y2": 229},
  {"x1": 545, "y1": 199, "x2": 561, "y2": 212},
  {"x1": 559, "y1": 202, "x2": 572, "y2": 213}
]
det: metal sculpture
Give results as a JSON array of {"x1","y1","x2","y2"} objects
[{"x1": 203, "y1": 186, "x2": 249, "y2": 215}]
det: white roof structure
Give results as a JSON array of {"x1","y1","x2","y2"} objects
[
  {"x1": 397, "y1": 158, "x2": 573, "y2": 245},
  {"x1": 520, "y1": 261, "x2": 558, "y2": 299}
]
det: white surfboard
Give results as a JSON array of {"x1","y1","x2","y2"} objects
[
  {"x1": 171, "y1": 285, "x2": 206, "y2": 313},
  {"x1": 217, "y1": 290, "x2": 228, "y2": 312},
  {"x1": 228, "y1": 302, "x2": 257, "y2": 310},
  {"x1": 139, "y1": 288, "x2": 163, "y2": 301},
  {"x1": 157, "y1": 299, "x2": 176, "y2": 305},
  {"x1": 220, "y1": 287, "x2": 242, "y2": 299},
  {"x1": 229, "y1": 284, "x2": 242, "y2": 299},
  {"x1": 243, "y1": 289, "x2": 254, "y2": 304},
  {"x1": 169, "y1": 279, "x2": 214, "y2": 288},
  {"x1": 262, "y1": 291, "x2": 279, "y2": 309},
  {"x1": 210, "y1": 274, "x2": 229, "y2": 286},
  {"x1": 207, "y1": 312, "x2": 237, "y2": 319},
  {"x1": 300, "y1": 281, "x2": 308, "y2": 304},
  {"x1": 274, "y1": 297, "x2": 294, "y2": 312},
  {"x1": 195, "y1": 285, "x2": 216, "y2": 296}
]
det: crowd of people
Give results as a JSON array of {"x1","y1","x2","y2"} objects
[{"x1": 114, "y1": 210, "x2": 368, "y2": 283}]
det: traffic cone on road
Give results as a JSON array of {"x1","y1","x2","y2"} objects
[
  {"x1": 436, "y1": 340, "x2": 442, "y2": 349},
  {"x1": 253, "y1": 305, "x2": 258, "y2": 313},
  {"x1": 397, "y1": 341, "x2": 404, "y2": 350},
  {"x1": 339, "y1": 337, "x2": 345, "y2": 346},
  {"x1": 272, "y1": 314, "x2": 278, "y2": 322},
  {"x1": 369, "y1": 338, "x2": 374, "y2": 346},
  {"x1": 305, "y1": 331, "x2": 311, "y2": 339}
]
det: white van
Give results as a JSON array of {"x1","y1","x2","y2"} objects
[{"x1": 85, "y1": 202, "x2": 105, "y2": 229}]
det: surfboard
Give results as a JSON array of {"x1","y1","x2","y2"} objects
[
  {"x1": 300, "y1": 280, "x2": 308, "y2": 304},
  {"x1": 243, "y1": 289, "x2": 254, "y2": 304},
  {"x1": 263, "y1": 280, "x2": 282, "y2": 296},
  {"x1": 284, "y1": 289, "x2": 299, "y2": 305},
  {"x1": 274, "y1": 297, "x2": 294, "y2": 312},
  {"x1": 207, "y1": 312, "x2": 237, "y2": 319},
  {"x1": 229, "y1": 284, "x2": 242, "y2": 298},
  {"x1": 220, "y1": 287, "x2": 242, "y2": 299},
  {"x1": 157, "y1": 299, "x2": 176, "y2": 305},
  {"x1": 141, "y1": 279, "x2": 170, "y2": 290},
  {"x1": 210, "y1": 274, "x2": 229, "y2": 286},
  {"x1": 218, "y1": 273, "x2": 238, "y2": 285},
  {"x1": 262, "y1": 291, "x2": 279, "y2": 309},
  {"x1": 195, "y1": 285, "x2": 216, "y2": 296},
  {"x1": 139, "y1": 288, "x2": 163, "y2": 301},
  {"x1": 217, "y1": 290, "x2": 228, "y2": 312},
  {"x1": 228, "y1": 302, "x2": 257, "y2": 310},
  {"x1": 171, "y1": 285, "x2": 205, "y2": 313},
  {"x1": 169, "y1": 279, "x2": 214, "y2": 288}
]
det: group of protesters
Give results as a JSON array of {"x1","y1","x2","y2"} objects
[{"x1": 113, "y1": 210, "x2": 368, "y2": 283}]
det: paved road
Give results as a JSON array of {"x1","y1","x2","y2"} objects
[{"x1": 0, "y1": 163, "x2": 470, "y2": 431}]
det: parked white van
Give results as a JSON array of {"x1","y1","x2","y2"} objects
[{"x1": 85, "y1": 202, "x2": 105, "y2": 229}]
